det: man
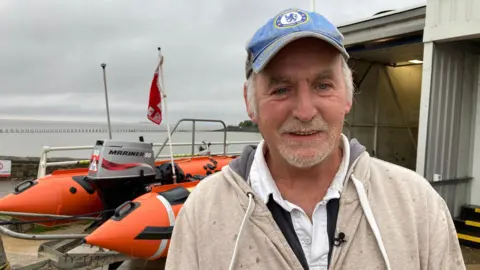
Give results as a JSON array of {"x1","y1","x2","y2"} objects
[{"x1": 165, "y1": 8, "x2": 465, "y2": 270}]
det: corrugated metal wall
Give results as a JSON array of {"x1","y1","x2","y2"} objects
[
  {"x1": 425, "y1": 42, "x2": 479, "y2": 181},
  {"x1": 424, "y1": 0, "x2": 480, "y2": 42},
  {"x1": 425, "y1": 42, "x2": 479, "y2": 217},
  {"x1": 431, "y1": 178, "x2": 471, "y2": 217}
]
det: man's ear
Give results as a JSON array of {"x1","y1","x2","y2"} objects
[
  {"x1": 243, "y1": 81, "x2": 257, "y2": 123},
  {"x1": 345, "y1": 82, "x2": 354, "y2": 115},
  {"x1": 345, "y1": 97, "x2": 352, "y2": 115}
]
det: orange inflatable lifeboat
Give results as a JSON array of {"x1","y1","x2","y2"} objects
[
  {"x1": 0, "y1": 138, "x2": 234, "y2": 227},
  {"x1": 0, "y1": 168, "x2": 104, "y2": 226},
  {"x1": 84, "y1": 182, "x2": 198, "y2": 259}
]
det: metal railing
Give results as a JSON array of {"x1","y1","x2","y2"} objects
[
  {"x1": 36, "y1": 118, "x2": 260, "y2": 178},
  {"x1": 155, "y1": 118, "x2": 229, "y2": 158}
]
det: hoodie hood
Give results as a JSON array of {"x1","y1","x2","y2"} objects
[{"x1": 229, "y1": 137, "x2": 367, "y2": 181}]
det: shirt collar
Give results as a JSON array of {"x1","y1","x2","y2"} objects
[
  {"x1": 248, "y1": 134, "x2": 351, "y2": 207},
  {"x1": 249, "y1": 139, "x2": 285, "y2": 206}
]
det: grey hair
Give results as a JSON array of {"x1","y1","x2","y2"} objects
[{"x1": 246, "y1": 58, "x2": 354, "y2": 117}]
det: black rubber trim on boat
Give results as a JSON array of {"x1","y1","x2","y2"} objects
[
  {"x1": 111, "y1": 201, "x2": 141, "y2": 222},
  {"x1": 134, "y1": 226, "x2": 173, "y2": 240},
  {"x1": 13, "y1": 180, "x2": 38, "y2": 195},
  {"x1": 71, "y1": 176, "x2": 96, "y2": 195},
  {"x1": 158, "y1": 186, "x2": 190, "y2": 205}
]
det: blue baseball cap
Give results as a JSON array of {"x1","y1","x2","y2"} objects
[{"x1": 245, "y1": 8, "x2": 349, "y2": 79}]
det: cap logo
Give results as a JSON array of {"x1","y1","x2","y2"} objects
[{"x1": 275, "y1": 10, "x2": 308, "y2": 28}]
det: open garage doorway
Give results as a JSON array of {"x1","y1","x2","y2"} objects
[{"x1": 342, "y1": 33, "x2": 424, "y2": 171}]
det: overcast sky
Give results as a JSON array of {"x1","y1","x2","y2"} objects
[{"x1": 0, "y1": 0, "x2": 425, "y2": 126}]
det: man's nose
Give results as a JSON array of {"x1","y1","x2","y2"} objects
[{"x1": 292, "y1": 85, "x2": 317, "y2": 122}]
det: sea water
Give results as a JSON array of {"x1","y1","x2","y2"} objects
[{"x1": 0, "y1": 119, "x2": 262, "y2": 159}]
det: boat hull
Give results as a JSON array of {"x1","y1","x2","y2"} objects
[
  {"x1": 84, "y1": 181, "x2": 198, "y2": 259},
  {"x1": 0, "y1": 169, "x2": 104, "y2": 227}
]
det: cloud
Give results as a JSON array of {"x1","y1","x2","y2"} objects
[{"x1": 0, "y1": 0, "x2": 426, "y2": 125}]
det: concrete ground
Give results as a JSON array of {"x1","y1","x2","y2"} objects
[{"x1": 464, "y1": 245, "x2": 480, "y2": 269}]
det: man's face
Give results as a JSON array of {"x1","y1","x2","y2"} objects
[{"x1": 246, "y1": 38, "x2": 352, "y2": 168}]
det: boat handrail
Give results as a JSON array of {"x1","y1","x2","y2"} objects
[
  {"x1": 154, "y1": 118, "x2": 229, "y2": 158},
  {"x1": 36, "y1": 118, "x2": 260, "y2": 178}
]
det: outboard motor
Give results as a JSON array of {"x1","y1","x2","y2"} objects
[{"x1": 86, "y1": 139, "x2": 157, "y2": 220}]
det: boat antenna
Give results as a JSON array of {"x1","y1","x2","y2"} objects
[
  {"x1": 100, "y1": 63, "x2": 113, "y2": 139},
  {"x1": 156, "y1": 47, "x2": 177, "y2": 183},
  {"x1": 311, "y1": 0, "x2": 316, "y2": 12}
]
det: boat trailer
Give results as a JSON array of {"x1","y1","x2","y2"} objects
[{"x1": 0, "y1": 213, "x2": 131, "y2": 270}]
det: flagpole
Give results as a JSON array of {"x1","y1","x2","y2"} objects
[
  {"x1": 311, "y1": 0, "x2": 316, "y2": 11},
  {"x1": 157, "y1": 47, "x2": 177, "y2": 183},
  {"x1": 101, "y1": 63, "x2": 113, "y2": 139}
]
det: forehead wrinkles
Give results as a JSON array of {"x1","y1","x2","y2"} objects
[{"x1": 263, "y1": 67, "x2": 337, "y2": 87}]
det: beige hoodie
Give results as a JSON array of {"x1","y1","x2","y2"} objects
[{"x1": 165, "y1": 139, "x2": 465, "y2": 270}]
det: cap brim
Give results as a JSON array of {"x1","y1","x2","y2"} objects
[{"x1": 251, "y1": 31, "x2": 350, "y2": 74}]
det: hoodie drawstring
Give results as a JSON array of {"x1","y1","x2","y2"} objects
[
  {"x1": 351, "y1": 174, "x2": 391, "y2": 270},
  {"x1": 228, "y1": 192, "x2": 255, "y2": 270}
]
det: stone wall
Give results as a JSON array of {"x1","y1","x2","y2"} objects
[{"x1": 0, "y1": 156, "x2": 89, "y2": 181}]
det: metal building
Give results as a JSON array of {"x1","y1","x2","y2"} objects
[
  {"x1": 418, "y1": 0, "x2": 480, "y2": 211},
  {"x1": 338, "y1": 0, "x2": 480, "y2": 228}
]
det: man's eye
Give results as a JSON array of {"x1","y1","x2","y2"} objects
[
  {"x1": 316, "y1": 83, "x2": 331, "y2": 90},
  {"x1": 272, "y1": 88, "x2": 289, "y2": 95}
]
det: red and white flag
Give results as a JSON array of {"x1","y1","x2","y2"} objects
[{"x1": 147, "y1": 54, "x2": 164, "y2": 125}]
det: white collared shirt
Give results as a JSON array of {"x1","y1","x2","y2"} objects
[{"x1": 248, "y1": 134, "x2": 350, "y2": 270}]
